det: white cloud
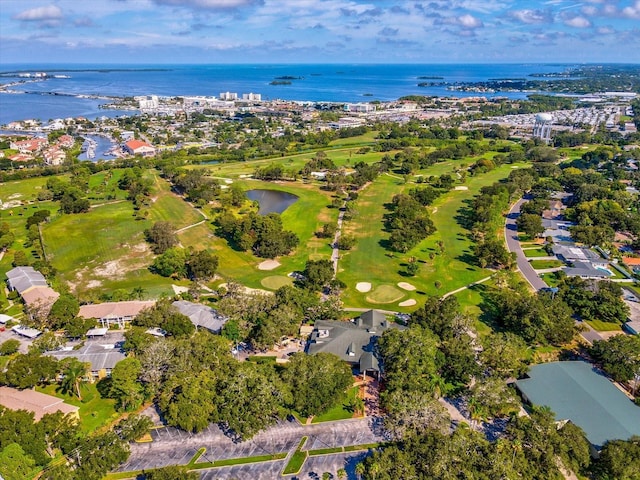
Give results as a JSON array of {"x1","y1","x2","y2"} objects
[
  {"x1": 509, "y1": 9, "x2": 552, "y2": 24},
  {"x1": 458, "y1": 14, "x2": 483, "y2": 28},
  {"x1": 13, "y1": 5, "x2": 62, "y2": 21},
  {"x1": 621, "y1": 0, "x2": 640, "y2": 19},
  {"x1": 152, "y1": 0, "x2": 262, "y2": 8},
  {"x1": 564, "y1": 16, "x2": 591, "y2": 27}
]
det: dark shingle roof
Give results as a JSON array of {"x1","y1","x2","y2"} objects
[{"x1": 307, "y1": 310, "x2": 403, "y2": 371}]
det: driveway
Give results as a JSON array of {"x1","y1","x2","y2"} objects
[
  {"x1": 116, "y1": 417, "x2": 384, "y2": 476},
  {"x1": 504, "y1": 198, "x2": 548, "y2": 291}
]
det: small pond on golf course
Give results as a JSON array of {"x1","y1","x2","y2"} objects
[{"x1": 246, "y1": 189, "x2": 299, "y2": 215}]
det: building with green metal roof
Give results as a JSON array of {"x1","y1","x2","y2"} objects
[{"x1": 516, "y1": 361, "x2": 640, "y2": 450}]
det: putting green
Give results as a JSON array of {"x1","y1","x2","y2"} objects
[
  {"x1": 366, "y1": 284, "x2": 405, "y2": 304},
  {"x1": 261, "y1": 275, "x2": 294, "y2": 290}
]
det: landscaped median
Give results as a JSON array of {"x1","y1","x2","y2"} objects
[
  {"x1": 104, "y1": 448, "x2": 288, "y2": 479},
  {"x1": 282, "y1": 436, "x2": 309, "y2": 475},
  {"x1": 281, "y1": 438, "x2": 385, "y2": 476}
]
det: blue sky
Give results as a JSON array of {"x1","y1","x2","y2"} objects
[{"x1": 1, "y1": 0, "x2": 639, "y2": 64}]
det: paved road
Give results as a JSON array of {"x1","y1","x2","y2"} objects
[
  {"x1": 117, "y1": 417, "x2": 384, "y2": 476},
  {"x1": 504, "y1": 198, "x2": 548, "y2": 291},
  {"x1": 505, "y1": 198, "x2": 604, "y2": 344}
]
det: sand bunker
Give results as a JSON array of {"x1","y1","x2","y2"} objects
[
  {"x1": 356, "y1": 282, "x2": 372, "y2": 292},
  {"x1": 397, "y1": 282, "x2": 417, "y2": 291},
  {"x1": 399, "y1": 299, "x2": 417, "y2": 307},
  {"x1": 454, "y1": 186, "x2": 469, "y2": 191},
  {"x1": 258, "y1": 259, "x2": 281, "y2": 271},
  {"x1": 172, "y1": 285, "x2": 189, "y2": 294},
  {"x1": 219, "y1": 283, "x2": 273, "y2": 296}
]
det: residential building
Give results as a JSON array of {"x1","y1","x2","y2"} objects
[
  {"x1": 5, "y1": 266, "x2": 59, "y2": 316},
  {"x1": 622, "y1": 257, "x2": 640, "y2": 274},
  {"x1": 57, "y1": 135, "x2": 75, "y2": 148},
  {"x1": 242, "y1": 93, "x2": 262, "y2": 101},
  {"x1": 78, "y1": 300, "x2": 155, "y2": 329},
  {"x1": 0, "y1": 386, "x2": 79, "y2": 420},
  {"x1": 9, "y1": 137, "x2": 48, "y2": 154},
  {"x1": 516, "y1": 361, "x2": 640, "y2": 453},
  {"x1": 47, "y1": 334, "x2": 126, "y2": 379},
  {"x1": 172, "y1": 300, "x2": 229, "y2": 333},
  {"x1": 6, "y1": 266, "x2": 49, "y2": 294},
  {"x1": 219, "y1": 92, "x2": 238, "y2": 101},
  {"x1": 563, "y1": 261, "x2": 612, "y2": 279},
  {"x1": 553, "y1": 245, "x2": 602, "y2": 262},
  {"x1": 43, "y1": 146, "x2": 66, "y2": 166}
]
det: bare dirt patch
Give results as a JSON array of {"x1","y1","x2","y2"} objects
[
  {"x1": 397, "y1": 282, "x2": 416, "y2": 291},
  {"x1": 454, "y1": 186, "x2": 469, "y2": 191},
  {"x1": 258, "y1": 259, "x2": 281, "y2": 270},
  {"x1": 356, "y1": 282, "x2": 372, "y2": 293}
]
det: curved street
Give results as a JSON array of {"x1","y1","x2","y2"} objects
[{"x1": 504, "y1": 198, "x2": 548, "y2": 291}]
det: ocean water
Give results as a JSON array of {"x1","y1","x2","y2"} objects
[{"x1": 0, "y1": 63, "x2": 572, "y2": 124}]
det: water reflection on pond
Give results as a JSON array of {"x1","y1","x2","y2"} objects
[{"x1": 246, "y1": 189, "x2": 298, "y2": 215}]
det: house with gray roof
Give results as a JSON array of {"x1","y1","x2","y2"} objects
[
  {"x1": 47, "y1": 333, "x2": 126, "y2": 379},
  {"x1": 306, "y1": 310, "x2": 403, "y2": 376},
  {"x1": 6, "y1": 266, "x2": 48, "y2": 294},
  {"x1": 552, "y1": 245, "x2": 602, "y2": 262},
  {"x1": 563, "y1": 261, "x2": 612, "y2": 279},
  {"x1": 172, "y1": 300, "x2": 229, "y2": 333},
  {"x1": 516, "y1": 361, "x2": 640, "y2": 453}
]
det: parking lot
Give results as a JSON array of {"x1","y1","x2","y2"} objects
[
  {"x1": 0, "y1": 325, "x2": 35, "y2": 353},
  {"x1": 117, "y1": 417, "x2": 384, "y2": 478}
]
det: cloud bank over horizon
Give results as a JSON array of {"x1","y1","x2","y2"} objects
[{"x1": 1, "y1": 0, "x2": 639, "y2": 64}]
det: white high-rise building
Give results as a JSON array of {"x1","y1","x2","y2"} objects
[
  {"x1": 242, "y1": 93, "x2": 262, "y2": 101},
  {"x1": 219, "y1": 92, "x2": 238, "y2": 100}
]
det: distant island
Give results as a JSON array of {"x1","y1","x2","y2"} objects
[
  {"x1": 418, "y1": 76, "x2": 444, "y2": 80},
  {"x1": 418, "y1": 65, "x2": 640, "y2": 94}
]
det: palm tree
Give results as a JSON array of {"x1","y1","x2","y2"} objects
[
  {"x1": 355, "y1": 462, "x2": 365, "y2": 480},
  {"x1": 337, "y1": 468, "x2": 346, "y2": 480},
  {"x1": 60, "y1": 359, "x2": 90, "y2": 400}
]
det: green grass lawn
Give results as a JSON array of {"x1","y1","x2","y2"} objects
[
  {"x1": 529, "y1": 259, "x2": 564, "y2": 269},
  {"x1": 585, "y1": 320, "x2": 623, "y2": 332},
  {"x1": 36, "y1": 383, "x2": 119, "y2": 433},
  {"x1": 40, "y1": 174, "x2": 202, "y2": 299},
  {"x1": 339, "y1": 162, "x2": 527, "y2": 309},
  {"x1": 181, "y1": 179, "x2": 337, "y2": 290},
  {"x1": 523, "y1": 247, "x2": 550, "y2": 258},
  {"x1": 310, "y1": 386, "x2": 360, "y2": 423},
  {"x1": 540, "y1": 273, "x2": 560, "y2": 287}
]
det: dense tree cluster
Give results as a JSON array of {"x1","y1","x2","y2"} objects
[
  {"x1": 385, "y1": 193, "x2": 436, "y2": 252},
  {"x1": 171, "y1": 169, "x2": 220, "y2": 204},
  {"x1": 490, "y1": 288, "x2": 575, "y2": 345},
  {"x1": 557, "y1": 277, "x2": 629, "y2": 324},
  {"x1": 151, "y1": 247, "x2": 218, "y2": 280},
  {"x1": 44, "y1": 176, "x2": 90, "y2": 214},
  {"x1": 362, "y1": 407, "x2": 591, "y2": 480},
  {"x1": 132, "y1": 299, "x2": 195, "y2": 337},
  {"x1": 144, "y1": 221, "x2": 178, "y2": 254},
  {"x1": 216, "y1": 211, "x2": 299, "y2": 258},
  {"x1": 0, "y1": 408, "x2": 114, "y2": 480},
  {"x1": 590, "y1": 335, "x2": 640, "y2": 383}
]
